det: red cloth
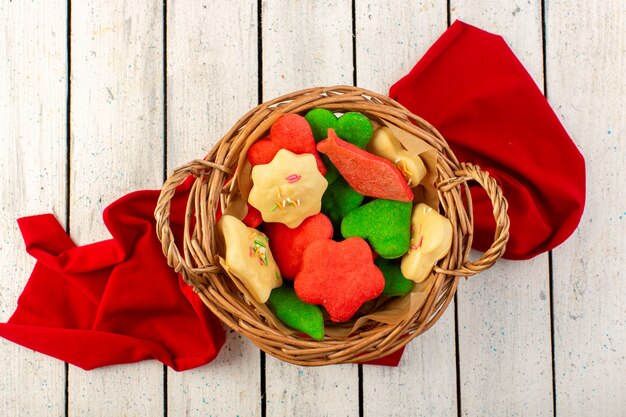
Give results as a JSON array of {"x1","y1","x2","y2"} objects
[
  {"x1": 1, "y1": 20, "x2": 585, "y2": 370},
  {"x1": 0, "y1": 180, "x2": 225, "y2": 371},
  {"x1": 390, "y1": 20, "x2": 585, "y2": 259}
]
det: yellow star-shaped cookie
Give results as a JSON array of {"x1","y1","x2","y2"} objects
[
  {"x1": 401, "y1": 203, "x2": 453, "y2": 282},
  {"x1": 248, "y1": 149, "x2": 328, "y2": 228},
  {"x1": 217, "y1": 215, "x2": 282, "y2": 303}
]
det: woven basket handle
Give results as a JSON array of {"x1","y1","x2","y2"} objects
[
  {"x1": 435, "y1": 162, "x2": 510, "y2": 278},
  {"x1": 154, "y1": 159, "x2": 231, "y2": 285}
]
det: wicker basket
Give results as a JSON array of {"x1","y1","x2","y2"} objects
[{"x1": 154, "y1": 86, "x2": 510, "y2": 366}]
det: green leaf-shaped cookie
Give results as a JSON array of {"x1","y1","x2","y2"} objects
[
  {"x1": 336, "y1": 112, "x2": 374, "y2": 149},
  {"x1": 341, "y1": 199, "x2": 412, "y2": 259},
  {"x1": 267, "y1": 286, "x2": 325, "y2": 340},
  {"x1": 305, "y1": 108, "x2": 338, "y2": 143},
  {"x1": 305, "y1": 109, "x2": 373, "y2": 149},
  {"x1": 375, "y1": 257, "x2": 415, "y2": 296}
]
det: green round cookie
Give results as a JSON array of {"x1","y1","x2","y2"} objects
[
  {"x1": 341, "y1": 199, "x2": 412, "y2": 259},
  {"x1": 267, "y1": 286, "x2": 325, "y2": 341},
  {"x1": 336, "y1": 112, "x2": 374, "y2": 148},
  {"x1": 375, "y1": 257, "x2": 414, "y2": 296},
  {"x1": 305, "y1": 108, "x2": 338, "y2": 142},
  {"x1": 322, "y1": 177, "x2": 365, "y2": 227}
]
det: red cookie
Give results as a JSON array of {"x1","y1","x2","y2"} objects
[
  {"x1": 317, "y1": 129, "x2": 413, "y2": 202},
  {"x1": 294, "y1": 237, "x2": 385, "y2": 322},
  {"x1": 264, "y1": 213, "x2": 333, "y2": 279},
  {"x1": 248, "y1": 114, "x2": 326, "y2": 175}
]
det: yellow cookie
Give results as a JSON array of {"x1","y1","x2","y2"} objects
[
  {"x1": 401, "y1": 203, "x2": 453, "y2": 282},
  {"x1": 248, "y1": 149, "x2": 328, "y2": 228},
  {"x1": 367, "y1": 126, "x2": 427, "y2": 188},
  {"x1": 217, "y1": 215, "x2": 282, "y2": 303}
]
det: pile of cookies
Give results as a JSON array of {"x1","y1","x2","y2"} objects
[{"x1": 217, "y1": 110, "x2": 452, "y2": 340}]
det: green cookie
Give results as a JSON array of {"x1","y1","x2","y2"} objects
[
  {"x1": 305, "y1": 108, "x2": 338, "y2": 142},
  {"x1": 375, "y1": 257, "x2": 414, "y2": 296},
  {"x1": 336, "y1": 112, "x2": 374, "y2": 149},
  {"x1": 341, "y1": 199, "x2": 412, "y2": 259},
  {"x1": 305, "y1": 109, "x2": 373, "y2": 149},
  {"x1": 267, "y1": 286, "x2": 325, "y2": 341},
  {"x1": 322, "y1": 154, "x2": 341, "y2": 184},
  {"x1": 322, "y1": 177, "x2": 365, "y2": 227}
]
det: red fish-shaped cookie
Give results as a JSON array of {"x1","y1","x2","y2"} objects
[{"x1": 317, "y1": 129, "x2": 413, "y2": 202}]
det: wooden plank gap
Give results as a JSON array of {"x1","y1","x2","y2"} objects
[
  {"x1": 351, "y1": 0, "x2": 357, "y2": 86},
  {"x1": 358, "y1": 364, "x2": 363, "y2": 417},
  {"x1": 540, "y1": 0, "x2": 548, "y2": 97},
  {"x1": 257, "y1": 4, "x2": 266, "y2": 417},
  {"x1": 64, "y1": 1, "x2": 72, "y2": 415},
  {"x1": 454, "y1": 293, "x2": 462, "y2": 417},
  {"x1": 260, "y1": 350, "x2": 266, "y2": 417},
  {"x1": 548, "y1": 250, "x2": 557, "y2": 416},
  {"x1": 162, "y1": 0, "x2": 168, "y2": 183},
  {"x1": 257, "y1": 0, "x2": 263, "y2": 105}
]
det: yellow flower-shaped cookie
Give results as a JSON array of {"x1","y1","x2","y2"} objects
[
  {"x1": 401, "y1": 203, "x2": 453, "y2": 282},
  {"x1": 249, "y1": 149, "x2": 328, "y2": 228},
  {"x1": 217, "y1": 215, "x2": 282, "y2": 303},
  {"x1": 367, "y1": 127, "x2": 427, "y2": 188}
]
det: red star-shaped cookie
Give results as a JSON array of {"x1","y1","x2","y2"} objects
[
  {"x1": 264, "y1": 213, "x2": 334, "y2": 279},
  {"x1": 294, "y1": 237, "x2": 385, "y2": 322}
]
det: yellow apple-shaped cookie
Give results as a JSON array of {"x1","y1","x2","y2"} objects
[
  {"x1": 249, "y1": 149, "x2": 328, "y2": 228},
  {"x1": 401, "y1": 203, "x2": 453, "y2": 282},
  {"x1": 217, "y1": 215, "x2": 282, "y2": 303},
  {"x1": 367, "y1": 127, "x2": 427, "y2": 188}
]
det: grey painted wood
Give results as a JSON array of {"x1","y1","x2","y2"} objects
[
  {"x1": 355, "y1": 2, "x2": 458, "y2": 416},
  {"x1": 67, "y1": 1, "x2": 165, "y2": 416},
  {"x1": 0, "y1": 1, "x2": 68, "y2": 415},
  {"x1": 165, "y1": 1, "x2": 262, "y2": 415},
  {"x1": 547, "y1": 0, "x2": 626, "y2": 415},
  {"x1": 262, "y1": 1, "x2": 359, "y2": 415},
  {"x1": 450, "y1": 1, "x2": 554, "y2": 415}
]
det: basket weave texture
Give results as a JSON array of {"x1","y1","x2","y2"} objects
[{"x1": 154, "y1": 86, "x2": 510, "y2": 366}]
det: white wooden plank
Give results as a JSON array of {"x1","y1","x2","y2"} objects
[
  {"x1": 262, "y1": 1, "x2": 358, "y2": 415},
  {"x1": 0, "y1": 2, "x2": 67, "y2": 416},
  {"x1": 262, "y1": 0, "x2": 353, "y2": 96},
  {"x1": 547, "y1": 1, "x2": 626, "y2": 415},
  {"x1": 354, "y1": 1, "x2": 458, "y2": 416},
  {"x1": 68, "y1": 1, "x2": 164, "y2": 416},
  {"x1": 449, "y1": 2, "x2": 554, "y2": 416},
  {"x1": 165, "y1": 1, "x2": 261, "y2": 415}
]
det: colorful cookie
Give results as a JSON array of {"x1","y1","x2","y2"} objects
[
  {"x1": 305, "y1": 108, "x2": 338, "y2": 142},
  {"x1": 374, "y1": 257, "x2": 415, "y2": 296},
  {"x1": 248, "y1": 149, "x2": 328, "y2": 228},
  {"x1": 341, "y1": 199, "x2": 412, "y2": 259},
  {"x1": 267, "y1": 286, "x2": 325, "y2": 340},
  {"x1": 401, "y1": 203, "x2": 453, "y2": 282},
  {"x1": 217, "y1": 215, "x2": 282, "y2": 303},
  {"x1": 294, "y1": 237, "x2": 385, "y2": 322},
  {"x1": 322, "y1": 155, "x2": 341, "y2": 184},
  {"x1": 317, "y1": 129, "x2": 413, "y2": 202},
  {"x1": 335, "y1": 112, "x2": 374, "y2": 149},
  {"x1": 248, "y1": 113, "x2": 326, "y2": 175},
  {"x1": 367, "y1": 127, "x2": 427, "y2": 188},
  {"x1": 321, "y1": 176, "x2": 364, "y2": 227},
  {"x1": 264, "y1": 213, "x2": 334, "y2": 279}
]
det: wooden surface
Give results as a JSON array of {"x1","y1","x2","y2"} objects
[{"x1": 0, "y1": 1, "x2": 624, "y2": 416}]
